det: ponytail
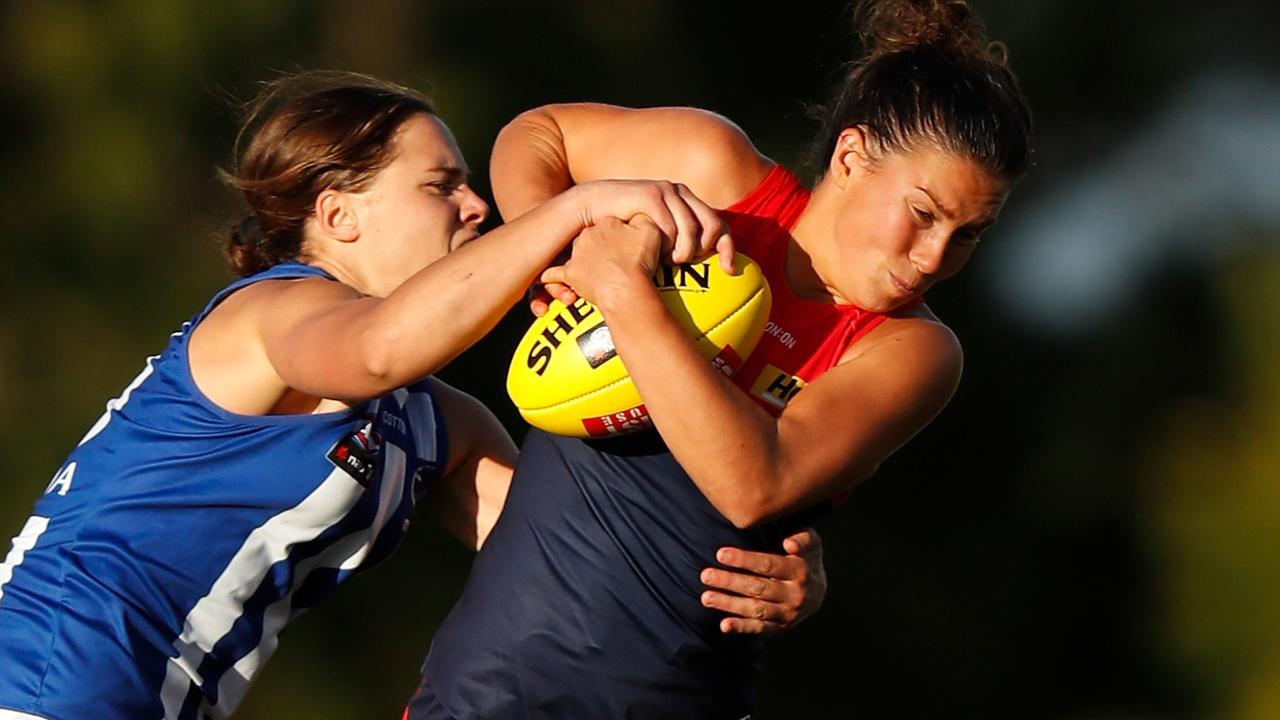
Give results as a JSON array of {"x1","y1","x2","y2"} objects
[{"x1": 811, "y1": 0, "x2": 1031, "y2": 181}]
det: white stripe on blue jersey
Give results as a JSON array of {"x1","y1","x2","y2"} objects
[
  {"x1": 160, "y1": 464, "x2": 368, "y2": 718},
  {"x1": 0, "y1": 516, "x2": 49, "y2": 605},
  {"x1": 76, "y1": 352, "x2": 158, "y2": 447}
]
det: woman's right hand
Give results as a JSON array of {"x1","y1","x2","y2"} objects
[
  {"x1": 538, "y1": 215, "x2": 666, "y2": 313},
  {"x1": 530, "y1": 180, "x2": 734, "y2": 316}
]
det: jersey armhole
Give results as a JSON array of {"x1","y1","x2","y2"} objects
[{"x1": 179, "y1": 265, "x2": 366, "y2": 427}]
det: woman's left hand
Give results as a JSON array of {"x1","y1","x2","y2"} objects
[{"x1": 701, "y1": 528, "x2": 827, "y2": 635}]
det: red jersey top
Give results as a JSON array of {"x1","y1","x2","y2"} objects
[{"x1": 720, "y1": 165, "x2": 901, "y2": 415}]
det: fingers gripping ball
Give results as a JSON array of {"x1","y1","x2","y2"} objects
[{"x1": 507, "y1": 253, "x2": 771, "y2": 438}]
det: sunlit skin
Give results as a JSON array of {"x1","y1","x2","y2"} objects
[
  {"x1": 308, "y1": 113, "x2": 490, "y2": 298},
  {"x1": 790, "y1": 127, "x2": 1010, "y2": 314}
]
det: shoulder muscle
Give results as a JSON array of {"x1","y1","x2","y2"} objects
[{"x1": 532, "y1": 103, "x2": 775, "y2": 208}]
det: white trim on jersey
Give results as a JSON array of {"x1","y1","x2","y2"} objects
[
  {"x1": 159, "y1": 466, "x2": 367, "y2": 719},
  {"x1": 206, "y1": 443, "x2": 410, "y2": 718},
  {"x1": 0, "y1": 709, "x2": 50, "y2": 719},
  {"x1": 77, "y1": 354, "x2": 160, "y2": 447},
  {"x1": 408, "y1": 391, "x2": 439, "y2": 467},
  {"x1": 0, "y1": 516, "x2": 50, "y2": 607}
]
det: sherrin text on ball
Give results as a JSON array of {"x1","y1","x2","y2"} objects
[{"x1": 507, "y1": 253, "x2": 771, "y2": 437}]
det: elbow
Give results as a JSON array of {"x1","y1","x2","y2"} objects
[
  {"x1": 359, "y1": 353, "x2": 397, "y2": 397},
  {"x1": 707, "y1": 443, "x2": 790, "y2": 529},
  {"x1": 721, "y1": 502, "x2": 778, "y2": 530},
  {"x1": 724, "y1": 508, "x2": 767, "y2": 531},
  {"x1": 717, "y1": 485, "x2": 782, "y2": 530},
  {"x1": 357, "y1": 324, "x2": 406, "y2": 395}
]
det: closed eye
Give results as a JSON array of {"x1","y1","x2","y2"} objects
[{"x1": 911, "y1": 206, "x2": 935, "y2": 225}]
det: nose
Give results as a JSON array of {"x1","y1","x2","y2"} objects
[
  {"x1": 459, "y1": 186, "x2": 489, "y2": 227},
  {"x1": 909, "y1": 230, "x2": 949, "y2": 277}
]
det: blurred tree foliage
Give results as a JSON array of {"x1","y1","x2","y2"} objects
[
  {"x1": 1, "y1": 1, "x2": 1278, "y2": 718},
  {"x1": 1142, "y1": 250, "x2": 1280, "y2": 720}
]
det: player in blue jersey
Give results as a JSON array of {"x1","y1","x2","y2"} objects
[
  {"x1": 409, "y1": 0, "x2": 1033, "y2": 717},
  {"x1": 0, "y1": 72, "x2": 825, "y2": 720}
]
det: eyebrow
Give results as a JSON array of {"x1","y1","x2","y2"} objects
[
  {"x1": 918, "y1": 185, "x2": 1001, "y2": 230},
  {"x1": 426, "y1": 166, "x2": 469, "y2": 182},
  {"x1": 917, "y1": 186, "x2": 957, "y2": 220}
]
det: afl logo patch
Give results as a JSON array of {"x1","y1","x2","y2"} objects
[
  {"x1": 576, "y1": 322, "x2": 617, "y2": 369},
  {"x1": 328, "y1": 425, "x2": 379, "y2": 487}
]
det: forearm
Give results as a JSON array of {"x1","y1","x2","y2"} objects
[
  {"x1": 596, "y1": 280, "x2": 792, "y2": 528},
  {"x1": 289, "y1": 190, "x2": 594, "y2": 399}
]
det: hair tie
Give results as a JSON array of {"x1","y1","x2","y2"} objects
[{"x1": 237, "y1": 215, "x2": 266, "y2": 247}]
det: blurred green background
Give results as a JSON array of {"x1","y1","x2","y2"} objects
[{"x1": 2, "y1": 1, "x2": 1279, "y2": 717}]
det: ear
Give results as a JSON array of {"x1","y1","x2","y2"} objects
[
  {"x1": 828, "y1": 126, "x2": 875, "y2": 190},
  {"x1": 314, "y1": 189, "x2": 361, "y2": 243}
]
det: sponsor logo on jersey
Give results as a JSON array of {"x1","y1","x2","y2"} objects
[
  {"x1": 576, "y1": 322, "x2": 617, "y2": 368},
  {"x1": 327, "y1": 424, "x2": 379, "y2": 487},
  {"x1": 750, "y1": 364, "x2": 808, "y2": 409},
  {"x1": 581, "y1": 405, "x2": 652, "y2": 436},
  {"x1": 763, "y1": 321, "x2": 798, "y2": 350},
  {"x1": 710, "y1": 345, "x2": 744, "y2": 376}
]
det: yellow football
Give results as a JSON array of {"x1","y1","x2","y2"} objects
[{"x1": 506, "y1": 253, "x2": 771, "y2": 438}]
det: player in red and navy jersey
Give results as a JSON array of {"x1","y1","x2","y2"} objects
[{"x1": 408, "y1": 0, "x2": 1033, "y2": 717}]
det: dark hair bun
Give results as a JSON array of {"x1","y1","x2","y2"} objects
[
  {"x1": 856, "y1": 0, "x2": 992, "y2": 63},
  {"x1": 225, "y1": 215, "x2": 276, "y2": 277},
  {"x1": 809, "y1": 0, "x2": 1031, "y2": 182}
]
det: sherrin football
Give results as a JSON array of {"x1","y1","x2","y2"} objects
[{"x1": 506, "y1": 253, "x2": 771, "y2": 438}]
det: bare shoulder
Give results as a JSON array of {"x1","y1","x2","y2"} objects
[
  {"x1": 206, "y1": 275, "x2": 354, "y2": 315},
  {"x1": 189, "y1": 276, "x2": 362, "y2": 413},
  {"x1": 221, "y1": 276, "x2": 361, "y2": 333},
  {"x1": 543, "y1": 103, "x2": 775, "y2": 208},
  {"x1": 770, "y1": 307, "x2": 965, "y2": 498},
  {"x1": 196, "y1": 277, "x2": 331, "y2": 346},
  {"x1": 659, "y1": 107, "x2": 776, "y2": 204},
  {"x1": 841, "y1": 309, "x2": 964, "y2": 389}
]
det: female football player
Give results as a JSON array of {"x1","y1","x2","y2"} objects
[{"x1": 410, "y1": 0, "x2": 1033, "y2": 717}]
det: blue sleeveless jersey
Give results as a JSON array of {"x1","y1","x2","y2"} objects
[
  {"x1": 0, "y1": 263, "x2": 449, "y2": 720},
  {"x1": 409, "y1": 429, "x2": 816, "y2": 720}
]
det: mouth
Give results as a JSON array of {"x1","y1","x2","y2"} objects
[{"x1": 889, "y1": 272, "x2": 918, "y2": 297}]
